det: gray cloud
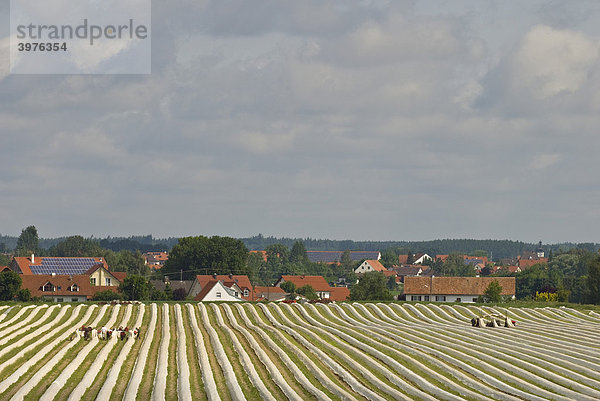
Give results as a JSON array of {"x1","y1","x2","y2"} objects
[{"x1": 1, "y1": 0, "x2": 599, "y2": 243}]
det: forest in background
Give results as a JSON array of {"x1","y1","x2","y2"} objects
[{"x1": 1, "y1": 233, "x2": 598, "y2": 260}]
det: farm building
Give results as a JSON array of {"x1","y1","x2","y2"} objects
[{"x1": 404, "y1": 276, "x2": 516, "y2": 303}]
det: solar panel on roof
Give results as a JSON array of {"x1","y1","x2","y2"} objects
[{"x1": 30, "y1": 257, "x2": 100, "y2": 275}]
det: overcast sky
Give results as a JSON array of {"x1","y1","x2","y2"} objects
[{"x1": 1, "y1": 0, "x2": 600, "y2": 243}]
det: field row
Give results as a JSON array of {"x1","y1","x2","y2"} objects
[{"x1": 0, "y1": 301, "x2": 599, "y2": 401}]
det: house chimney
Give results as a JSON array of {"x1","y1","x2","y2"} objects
[
  {"x1": 229, "y1": 273, "x2": 233, "y2": 279},
  {"x1": 31, "y1": 253, "x2": 35, "y2": 264},
  {"x1": 213, "y1": 273, "x2": 217, "y2": 279},
  {"x1": 51, "y1": 272, "x2": 55, "y2": 277},
  {"x1": 164, "y1": 276, "x2": 169, "y2": 283}
]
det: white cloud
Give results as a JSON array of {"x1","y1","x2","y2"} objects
[
  {"x1": 530, "y1": 153, "x2": 562, "y2": 170},
  {"x1": 510, "y1": 25, "x2": 599, "y2": 98}
]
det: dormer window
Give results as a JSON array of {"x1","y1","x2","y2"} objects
[
  {"x1": 243, "y1": 289, "x2": 249, "y2": 297},
  {"x1": 69, "y1": 284, "x2": 80, "y2": 292},
  {"x1": 42, "y1": 282, "x2": 55, "y2": 292}
]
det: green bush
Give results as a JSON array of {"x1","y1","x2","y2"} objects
[{"x1": 93, "y1": 290, "x2": 123, "y2": 301}]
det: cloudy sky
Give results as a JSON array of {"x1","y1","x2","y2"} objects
[{"x1": 1, "y1": 0, "x2": 600, "y2": 243}]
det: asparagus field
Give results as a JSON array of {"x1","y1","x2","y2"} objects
[{"x1": 0, "y1": 301, "x2": 599, "y2": 400}]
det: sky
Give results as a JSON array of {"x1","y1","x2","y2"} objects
[{"x1": 1, "y1": 0, "x2": 600, "y2": 243}]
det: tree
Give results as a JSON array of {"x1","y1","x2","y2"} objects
[
  {"x1": 15, "y1": 226, "x2": 39, "y2": 256},
  {"x1": 289, "y1": 241, "x2": 309, "y2": 264},
  {"x1": 380, "y1": 249, "x2": 398, "y2": 268},
  {"x1": 586, "y1": 256, "x2": 600, "y2": 304},
  {"x1": 247, "y1": 252, "x2": 266, "y2": 285},
  {"x1": 172, "y1": 287, "x2": 187, "y2": 301},
  {"x1": 482, "y1": 280, "x2": 503, "y2": 303},
  {"x1": 107, "y1": 250, "x2": 149, "y2": 276},
  {"x1": 0, "y1": 254, "x2": 10, "y2": 266},
  {"x1": 0, "y1": 271, "x2": 22, "y2": 301},
  {"x1": 442, "y1": 254, "x2": 475, "y2": 277},
  {"x1": 387, "y1": 276, "x2": 398, "y2": 291},
  {"x1": 280, "y1": 281, "x2": 296, "y2": 296},
  {"x1": 340, "y1": 250, "x2": 354, "y2": 271},
  {"x1": 163, "y1": 236, "x2": 249, "y2": 280},
  {"x1": 296, "y1": 284, "x2": 318, "y2": 300},
  {"x1": 119, "y1": 275, "x2": 150, "y2": 301},
  {"x1": 480, "y1": 265, "x2": 492, "y2": 276},
  {"x1": 350, "y1": 272, "x2": 393, "y2": 301},
  {"x1": 406, "y1": 251, "x2": 415, "y2": 265},
  {"x1": 49, "y1": 235, "x2": 103, "y2": 257},
  {"x1": 265, "y1": 244, "x2": 290, "y2": 272},
  {"x1": 15, "y1": 288, "x2": 31, "y2": 302}
]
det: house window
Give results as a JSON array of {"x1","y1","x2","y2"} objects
[
  {"x1": 473, "y1": 297, "x2": 478, "y2": 302},
  {"x1": 90, "y1": 277, "x2": 96, "y2": 286},
  {"x1": 424, "y1": 296, "x2": 430, "y2": 301},
  {"x1": 71, "y1": 298, "x2": 79, "y2": 302},
  {"x1": 456, "y1": 297, "x2": 461, "y2": 302},
  {"x1": 70, "y1": 284, "x2": 79, "y2": 292},
  {"x1": 411, "y1": 295, "x2": 422, "y2": 301},
  {"x1": 435, "y1": 295, "x2": 446, "y2": 302},
  {"x1": 216, "y1": 292, "x2": 222, "y2": 298},
  {"x1": 243, "y1": 289, "x2": 249, "y2": 297},
  {"x1": 56, "y1": 297, "x2": 64, "y2": 302},
  {"x1": 42, "y1": 282, "x2": 54, "y2": 292},
  {"x1": 234, "y1": 291, "x2": 239, "y2": 297},
  {"x1": 105, "y1": 278, "x2": 111, "y2": 286}
]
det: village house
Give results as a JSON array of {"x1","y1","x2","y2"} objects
[
  {"x1": 150, "y1": 276, "x2": 194, "y2": 299},
  {"x1": 9, "y1": 254, "x2": 125, "y2": 301},
  {"x1": 143, "y1": 251, "x2": 169, "y2": 270},
  {"x1": 253, "y1": 286, "x2": 287, "y2": 302},
  {"x1": 275, "y1": 275, "x2": 350, "y2": 301},
  {"x1": 404, "y1": 276, "x2": 516, "y2": 303},
  {"x1": 394, "y1": 265, "x2": 432, "y2": 283},
  {"x1": 398, "y1": 253, "x2": 433, "y2": 265},
  {"x1": 354, "y1": 259, "x2": 387, "y2": 274},
  {"x1": 189, "y1": 274, "x2": 254, "y2": 301},
  {"x1": 20, "y1": 274, "x2": 120, "y2": 302},
  {"x1": 194, "y1": 280, "x2": 245, "y2": 302}
]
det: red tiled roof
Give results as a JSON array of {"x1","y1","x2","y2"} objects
[
  {"x1": 435, "y1": 255, "x2": 449, "y2": 262},
  {"x1": 278, "y1": 275, "x2": 331, "y2": 292},
  {"x1": 518, "y1": 258, "x2": 548, "y2": 268},
  {"x1": 12, "y1": 256, "x2": 110, "y2": 276},
  {"x1": 112, "y1": 271, "x2": 127, "y2": 282},
  {"x1": 329, "y1": 287, "x2": 350, "y2": 301},
  {"x1": 398, "y1": 255, "x2": 409, "y2": 264},
  {"x1": 20, "y1": 274, "x2": 117, "y2": 299},
  {"x1": 195, "y1": 275, "x2": 253, "y2": 300},
  {"x1": 404, "y1": 276, "x2": 515, "y2": 296},
  {"x1": 364, "y1": 259, "x2": 387, "y2": 272},
  {"x1": 382, "y1": 270, "x2": 397, "y2": 277}
]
